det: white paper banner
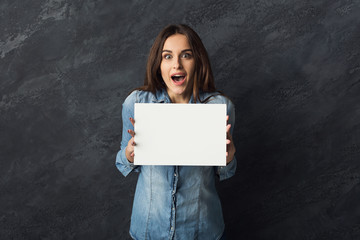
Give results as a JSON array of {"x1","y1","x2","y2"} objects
[{"x1": 134, "y1": 103, "x2": 226, "y2": 166}]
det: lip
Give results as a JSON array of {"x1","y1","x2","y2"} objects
[
  {"x1": 171, "y1": 72, "x2": 187, "y2": 86},
  {"x1": 172, "y1": 75, "x2": 186, "y2": 86},
  {"x1": 171, "y1": 72, "x2": 186, "y2": 77}
]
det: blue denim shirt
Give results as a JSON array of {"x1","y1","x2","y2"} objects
[{"x1": 116, "y1": 88, "x2": 236, "y2": 240}]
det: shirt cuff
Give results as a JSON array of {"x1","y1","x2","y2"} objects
[
  {"x1": 218, "y1": 156, "x2": 237, "y2": 181},
  {"x1": 115, "y1": 147, "x2": 137, "y2": 177}
]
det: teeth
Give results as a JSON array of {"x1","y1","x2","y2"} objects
[{"x1": 171, "y1": 75, "x2": 185, "y2": 81}]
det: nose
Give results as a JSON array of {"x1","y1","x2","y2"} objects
[{"x1": 173, "y1": 57, "x2": 183, "y2": 69}]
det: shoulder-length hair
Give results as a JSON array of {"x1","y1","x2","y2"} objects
[{"x1": 134, "y1": 24, "x2": 221, "y2": 103}]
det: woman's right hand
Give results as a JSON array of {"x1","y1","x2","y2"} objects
[{"x1": 125, "y1": 117, "x2": 135, "y2": 163}]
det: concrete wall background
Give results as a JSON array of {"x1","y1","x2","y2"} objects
[{"x1": 1, "y1": 0, "x2": 360, "y2": 239}]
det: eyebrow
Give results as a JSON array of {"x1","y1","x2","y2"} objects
[{"x1": 162, "y1": 49, "x2": 192, "y2": 53}]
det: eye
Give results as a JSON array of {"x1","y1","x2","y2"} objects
[
  {"x1": 181, "y1": 53, "x2": 192, "y2": 58},
  {"x1": 163, "y1": 54, "x2": 172, "y2": 59}
]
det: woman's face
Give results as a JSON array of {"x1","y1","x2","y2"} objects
[{"x1": 160, "y1": 34, "x2": 195, "y2": 102}]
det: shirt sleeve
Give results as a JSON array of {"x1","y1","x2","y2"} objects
[
  {"x1": 216, "y1": 97, "x2": 237, "y2": 181},
  {"x1": 115, "y1": 91, "x2": 140, "y2": 177}
]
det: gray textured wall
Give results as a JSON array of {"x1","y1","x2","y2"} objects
[{"x1": 1, "y1": 0, "x2": 360, "y2": 239}]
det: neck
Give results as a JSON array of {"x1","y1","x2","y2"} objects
[
  {"x1": 169, "y1": 94, "x2": 191, "y2": 103},
  {"x1": 167, "y1": 90, "x2": 191, "y2": 103}
]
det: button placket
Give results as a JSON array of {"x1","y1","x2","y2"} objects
[{"x1": 169, "y1": 166, "x2": 179, "y2": 239}]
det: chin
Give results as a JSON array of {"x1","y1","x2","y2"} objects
[{"x1": 173, "y1": 87, "x2": 187, "y2": 95}]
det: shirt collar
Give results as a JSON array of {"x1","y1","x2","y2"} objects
[
  {"x1": 151, "y1": 88, "x2": 197, "y2": 104},
  {"x1": 151, "y1": 88, "x2": 170, "y2": 103}
]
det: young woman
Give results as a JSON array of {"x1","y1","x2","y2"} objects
[{"x1": 116, "y1": 24, "x2": 236, "y2": 240}]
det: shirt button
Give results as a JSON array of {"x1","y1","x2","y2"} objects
[
  {"x1": 174, "y1": 173, "x2": 177, "y2": 177},
  {"x1": 171, "y1": 226, "x2": 174, "y2": 230}
]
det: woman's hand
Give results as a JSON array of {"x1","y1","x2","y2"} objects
[
  {"x1": 226, "y1": 115, "x2": 236, "y2": 164},
  {"x1": 125, "y1": 117, "x2": 136, "y2": 163}
]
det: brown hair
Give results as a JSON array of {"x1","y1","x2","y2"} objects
[{"x1": 134, "y1": 24, "x2": 221, "y2": 103}]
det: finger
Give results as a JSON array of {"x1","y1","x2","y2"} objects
[
  {"x1": 131, "y1": 152, "x2": 134, "y2": 157},
  {"x1": 226, "y1": 124, "x2": 231, "y2": 133},
  {"x1": 226, "y1": 139, "x2": 231, "y2": 144},
  {"x1": 129, "y1": 117, "x2": 135, "y2": 127},
  {"x1": 132, "y1": 139, "x2": 136, "y2": 146},
  {"x1": 128, "y1": 129, "x2": 135, "y2": 137},
  {"x1": 226, "y1": 152, "x2": 229, "y2": 157},
  {"x1": 226, "y1": 115, "x2": 229, "y2": 121}
]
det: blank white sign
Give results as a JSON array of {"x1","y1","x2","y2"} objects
[{"x1": 134, "y1": 103, "x2": 226, "y2": 166}]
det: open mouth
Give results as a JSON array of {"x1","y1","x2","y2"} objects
[
  {"x1": 171, "y1": 75, "x2": 185, "y2": 81},
  {"x1": 171, "y1": 73, "x2": 186, "y2": 85}
]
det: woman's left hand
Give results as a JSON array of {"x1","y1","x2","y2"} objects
[{"x1": 226, "y1": 115, "x2": 236, "y2": 164}]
